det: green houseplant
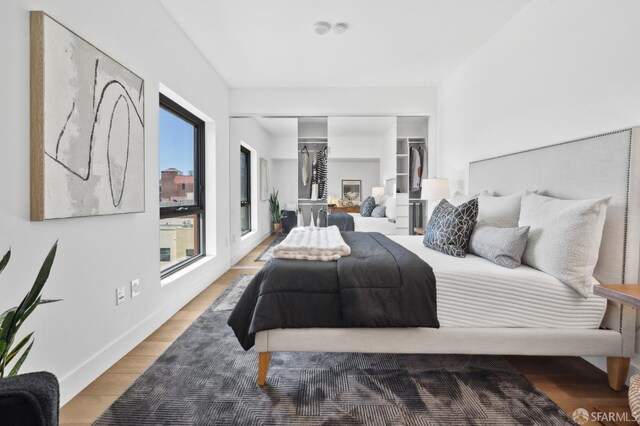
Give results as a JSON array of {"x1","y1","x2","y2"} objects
[
  {"x1": 0, "y1": 242, "x2": 60, "y2": 378},
  {"x1": 269, "y1": 189, "x2": 281, "y2": 233}
]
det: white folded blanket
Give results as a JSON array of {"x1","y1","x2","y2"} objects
[{"x1": 273, "y1": 226, "x2": 351, "y2": 261}]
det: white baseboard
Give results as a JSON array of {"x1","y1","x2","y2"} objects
[{"x1": 58, "y1": 259, "x2": 229, "y2": 406}]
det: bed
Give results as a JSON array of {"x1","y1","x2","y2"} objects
[
  {"x1": 349, "y1": 212, "x2": 396, "y2": 235},
  {"x1": 243, "y1": 127, "x2": 640, "y2": 390}
]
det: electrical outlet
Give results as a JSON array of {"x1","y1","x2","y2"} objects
[
  {"x1": 131, "y1": 279, "x2": 140, "y2": 298},
  {"x1": 116, "y1": 287, "x2": 125, "y2": 306}
]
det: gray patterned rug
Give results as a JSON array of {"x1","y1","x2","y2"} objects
[
  {"x1": 255, "y1": 236, "x2": 285, "y2": 262},
  {"x1": 95, "y1": 276, "x2": 574, "y2": 425}
]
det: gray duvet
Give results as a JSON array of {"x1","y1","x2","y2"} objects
[{"x1": 228, "y1": 232, "x2": 439, "y2": 350}]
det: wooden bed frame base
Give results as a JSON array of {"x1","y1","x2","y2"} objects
[
  {"x1": 257, "y1": 352, "x2": 630, "y2": 391},
  {"x1": 607, "y1": 357, "x2": 630, "y2": 391}
]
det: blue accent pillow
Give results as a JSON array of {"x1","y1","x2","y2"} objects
[
  {"x1": 360, "y1": 196, "x2": 376, "y2": 217},
  {"x1": 423, "y1": 198, "x2": 479, "y2": 257},
  {"x1": 371, "y1": 206, "x2": 386, "y2": 218}
]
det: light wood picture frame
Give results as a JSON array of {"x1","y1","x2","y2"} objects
[
  {"x1": 30, "y1": 11, "x2": 145, "y2": 220},
  {"x1": 260, "y1": 158, "x2": 269, "y2": 201}
]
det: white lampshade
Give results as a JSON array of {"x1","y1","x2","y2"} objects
[
  {"x1": 421, "y1": 178, "x2": 450, "y2": 200},
  {"x1": 371, "y1": 187, "x2": 385, "y2": 201}
]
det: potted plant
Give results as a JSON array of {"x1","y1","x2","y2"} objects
[
  {"x1": 269, "y1": 189, "x2": 281, "y2": 234},
  {"x1": 0, "y1": 242, "x2": 61, "y2": 425}
]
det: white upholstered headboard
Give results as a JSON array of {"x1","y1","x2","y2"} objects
[
  {"x1": 469, "y1": 128, "x2": 640, "y2": 354},
  {"x1": 469, "y1": 128, "x2": 640, "y2": 286}
]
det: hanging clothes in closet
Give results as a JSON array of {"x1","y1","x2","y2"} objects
[
  {"x1": 310, "y1": 147, "x2": 318, "y2": 199},
  {"x1": 410, "y1": 146, "x2": 422, "y2": 192},
  {"x1": 301, "y1": 145, "x2": 310, "y2": 192},
  {"x1": 409, "y1": 145, "x2": 428, "y2": 193},
  {"x1": 316, "y1": 146, "x2": 328, "y2": 200}
]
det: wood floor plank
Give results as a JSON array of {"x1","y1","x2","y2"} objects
[
  {"x1": 60, "y1": 395, "x2": 119, "y2": 424},
  {"x1": 61, "y1": 233, "x2": 633, "y2": 424}
]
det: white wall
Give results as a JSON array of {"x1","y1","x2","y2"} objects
[
  {"x1": 328, "y1": 160, "x2": 380, "y2": 202},
  {"x1": 329, "y1": 136, "x2": 381, "y2": 160},
  {"x1": 230, "y1": 87, "x2": 437, "y2": 160},
  {"x1": 0, "y1": 0, "x2": 230, "y2": 405},
  {"x1": 271, "y1": 159, "x2": 298, "y2": 208},
  {"x1": 230, "y1": 87, "x2": 437, "y2": 117},
  {"x1": 438, "y1": 0, "x2": 640, "y2": 193},
  {"x1": 379, "y1": 126, "x2": 398, "y2": 187},
  {"x1": 437, "y1": 0, "x2": 640, "y2": 375},
  {"x1": 229, "y1": 118, "x2": 273, "y2": 264}
]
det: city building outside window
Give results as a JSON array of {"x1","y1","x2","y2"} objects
[{"x1": 159, "y1": 94, "x2": 205, "y2": 276}]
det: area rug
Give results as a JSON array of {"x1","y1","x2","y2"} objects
[
  {"x1": 255, "y1": 236, "x2": 285, "y2": 261},
  {"x1": 95, "y1": 276, "x2": 575, "y2": 425}
]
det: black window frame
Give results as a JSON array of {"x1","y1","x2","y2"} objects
[
  {"x1": 159, "y1": 93, "x2": 206, "y2": 278},
  {"x1": 240, "y1": 145, "x2": 251, "y2": 236}
]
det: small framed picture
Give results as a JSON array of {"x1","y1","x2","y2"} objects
[{"x1": 341, "y1": 180, "x2": 361, "y2": 205}]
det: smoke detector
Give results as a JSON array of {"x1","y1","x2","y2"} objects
[
  {"x1": 314, "y1": 22, "x2": 331, "y2": 35},
  {"x1": 333, "y1": 23, "x2": 348, "y2": 35}
]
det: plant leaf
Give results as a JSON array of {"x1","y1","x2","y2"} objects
[
  {"x1": 8, "y1": 340, "x2": 33, "y2": 377},
  {"x1": 0, "y1": 310, "x2": 16, "y2": 341},
  {"x1": 15, "y1": 241, "x2": 57, "y2": 320},
  {"x1": 0, "y1": 307, "x2": 14, "y2": 325},
  {"x1": 0, "y1": 249, "x2": 10, "y2": 274},
  {"x1": 0, "y1": 310, "x2": 17, "y2": 361},
  {"x1": 16, "y1": 297, "x2": 61, "y2": 329},
  {"x1": 4, "y1": 332, "x2": 33, "y2": 366}
]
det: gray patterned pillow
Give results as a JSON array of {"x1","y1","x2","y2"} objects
[
  {"x1": 360, "y1": 196, "x2": 376, "y2": 217},
  {"x1": 468, "y1": 221, "x2": 530, "y2": 268},
  {"x1": 371, "y1": 206, "x2": 386, "y2": 218},
  {"x1": 423, "y1": 199, "x2": 479, "y2": 257}
]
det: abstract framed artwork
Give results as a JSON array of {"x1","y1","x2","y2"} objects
[
  {"x1": 341, "y1": 179, "x2": 362, "y2": 205},
  {"x1": 30, "y1": 11, "x2": 145, "y2": 220},
  {"x1": 260, "y1": 158, "x2": 269, "y2": 201}
]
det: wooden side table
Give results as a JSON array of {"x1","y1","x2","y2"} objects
[
  {"x1": 594, "y1": 285, "x2": 640, "y2": 309},
  {"x1": 414, "y1": 227, "x2": 425, "y2": 235},
  {"x1": 329, "y1": 205, "x2": 360, "y2": 213},
  {"x1": 593, "y1": 284, "x2": 639, "y2": 391}
]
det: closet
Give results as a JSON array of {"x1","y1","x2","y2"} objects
[
  {"x1": 396, "y1": 117, "x2": 428, "y2": 235},
  {"x1": 297, "y1": 117, "x2": 328, "y2": 226}
]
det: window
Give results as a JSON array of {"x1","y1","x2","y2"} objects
[
  {"x1": 160, "y1": 248, "x2": 171, "y2": 262},
  {"x1": 240, "y1": 145, "x2": 251, "y2": 234},
  {"x1": 159, "y1": 94, "x2": 205, "y2": 276}
]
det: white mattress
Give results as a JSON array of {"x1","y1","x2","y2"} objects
[
  {"x1": 389, "y1": 236, "x2": 607, "y2": 329},
  {"x1": 349, "y1": 213, "x2": 396, "y2": 235}
]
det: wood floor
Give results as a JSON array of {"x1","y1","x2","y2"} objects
[{"x1": 61, "y1": 235, "x2": 633, "y2": 425}]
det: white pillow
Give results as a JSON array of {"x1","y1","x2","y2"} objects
[
  {"x1": 477, "y1": 191, "x2": 526, "y2": 228},
  {"x1": 450, "y1": 191, "x2": 479, "y2": 206},
  {"x1": 519, "y1": 191, "x2": 611, "y2": 297},
  {"x1": 377, "y1": 194, "x2": 390, "y2": 207},
  {"x1": 385, "y1": 196, "x2": 396, "y2": 219}
]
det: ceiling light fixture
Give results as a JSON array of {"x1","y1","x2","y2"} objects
[
  {"x1": 333, "y1": 23, "x2": 348, "y2": 35},
  {"x1": 314, "y1": 21, "x2": 331, "y2": 35}
]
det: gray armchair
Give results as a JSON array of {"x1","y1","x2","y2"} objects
[{"x1": 0, "y1": 371, "x2": 59, "y2": 426}]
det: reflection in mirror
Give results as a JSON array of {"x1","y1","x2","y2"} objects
[{"x1": 328, "y1": 117, "x2": 397, "y2": 235}]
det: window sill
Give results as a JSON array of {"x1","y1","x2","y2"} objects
[
  {"x1": 241, "y1": 230, "x2": 257, "y2": 241},
  {"x1": 161, "y1": 255, "x2": 216, "y2": 287}
]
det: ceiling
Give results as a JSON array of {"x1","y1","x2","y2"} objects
[{"x1": 160, "y1": 0, "x2": 531, "y2": 88}]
